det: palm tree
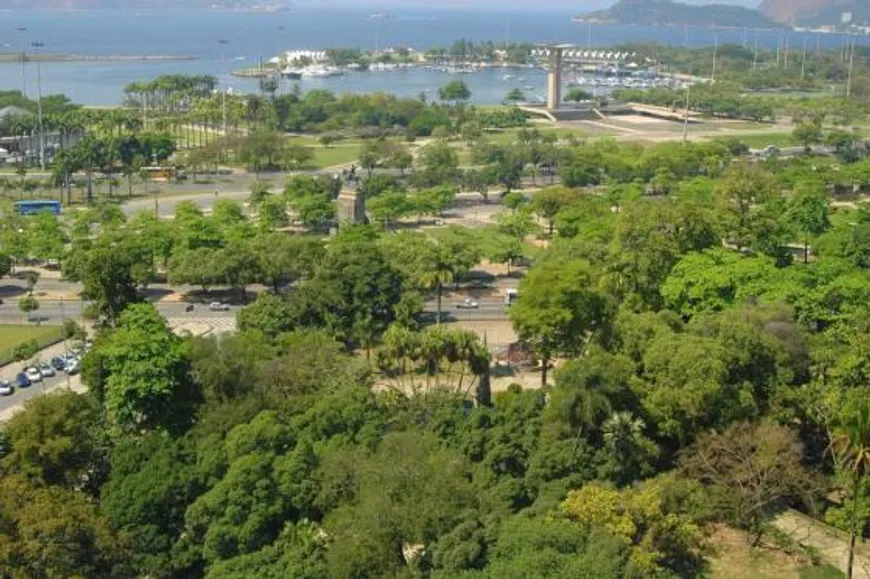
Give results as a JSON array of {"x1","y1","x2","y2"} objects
[
  {"x1": 602, "y1": 412, "x2": 652, "y2": 485},
  {"x1": 419, "y1": 243, "x2": 456, "y2": 325},
  {"x1": 829, "y1": 399, "x2": 870, "y2": 579}
]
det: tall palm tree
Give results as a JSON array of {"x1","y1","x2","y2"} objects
[
  {"x1": 419, "y1": 243, "x2": 456, "y2": 325},
  {"x1": 829, "y1": 398, "x2": 870, "y2": 579}
]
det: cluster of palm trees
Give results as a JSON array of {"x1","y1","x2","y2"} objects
[{"x1": 123, "y1": 75, "x2": 218, "y2": 116}]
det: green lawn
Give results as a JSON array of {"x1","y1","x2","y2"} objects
[
  {"x1": 311, "y1": 145, "x2": 361, "y2": 169},
  {"x1": 715, "y1": 132, "x2": 799, "y2": 149},
  {"x1": 798, "y1": 566, "x2": 844, "y2": 579},
  {"x1": 0, "y1": 324, "x2": 63, "y2": 353}
]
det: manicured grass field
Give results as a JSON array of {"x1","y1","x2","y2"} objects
[
  {"x1": 0, "y1": 324, "x2": 63, "y2": 353},
  {"x1": 311, "y1": 145, "x2": 361, "y2": 169}
]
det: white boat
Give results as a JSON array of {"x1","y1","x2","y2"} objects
[{"x1": 302, "y1": 66, "x2": 343, "y2": 78}]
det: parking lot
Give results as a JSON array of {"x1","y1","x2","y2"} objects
[{"x1": 0, "y1": 340, "x2": 86, "y2": 422}]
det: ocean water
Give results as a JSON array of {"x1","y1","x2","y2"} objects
[{"x1": 0, "y1": 8, "x2": 866, "y2": 105}]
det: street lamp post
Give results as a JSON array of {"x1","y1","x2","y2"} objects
[
  {"x1": 217, "y1": 39, "x2": 229, "y2": 162},
  {"x1": 16, "y1": 27, "x2": 26, "y2": 99},
  {"x1": 32, "y1": 41, "x2": 45, "y2": 170}
]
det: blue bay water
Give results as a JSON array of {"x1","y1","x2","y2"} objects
[{"x1": 0, "y1": 8, "x2": 866, "y2": 105}]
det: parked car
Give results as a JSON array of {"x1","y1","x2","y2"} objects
[
  {"x1": 25, "y1": 367, "x2": 43, "y2": 383},
  {"x1": 0, "y1": 380, "x2": 13, "y2": 396},
  {"x1": 38, "y1": 363, "x2": 55, "y2": 378},
  {"x1": 209, "y1": 301, "x2": 231, "y2": 312},
  {"x1": 15, "y1": 373, "x2": 31, "y2": 388},
  {"x1": 50, "y1": 356, "x2": 67, "y2": 371},
  {"x1": 65, "y1": 359, "x2": 81, "y2": 375},
  {"x1": 455, "y1": 298, "x2": 480, "y2": 310}
]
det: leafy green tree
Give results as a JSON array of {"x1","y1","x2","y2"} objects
[
  {"x1": 102, "y1": 433, "x2": 201, "y2": 575},
  {"x1": 1, "y1": 391, "x2": 110, "y2": 494},
  {"x1": 786, "y1": 181, "x2": 831, "y2": 263},
  {"x1": 0, "y1": 252, "x2": 12, "y2": 278},
  {"x1": 438, "y1": 80, "x2": 472, "y2": 104},
  {"x1": 293, "y1": 241, "x2": 404, "y2": 349},
  {"x1": 182, "y1": 411, "x2": 300, "y2": 564},
  {"x1": 565, "y1": 88, "x2": 593, "y2": 102},
  {"x1": 18, "y1": 295, "x2": 39, "y2": 322},
  {"x1": 510, "y1": 259, "x2": 612, "y2": 387},
  {"x1": 323, "y1": 430, "x2": 474, "y2": 578},
  {"x1": 248, "y1": 180, "x2": 272, "y2": 208},
  {"x1": 497, "y1": 209, "x2": 539, "y2": 241},
  {"x1": 793, "y1": 120, "x2": 823, "y2": 152},
  {"x1": 96, "y1": 303, "x2": 197, "y2": 432},
  {"x1": 531, "y1": 186, "x2": 573, "y2": 237},
  {"x1": 358, "y1": 141, "x2": 381, "y2": 177},
  {"x1": 416, "y1": 140, "x2": 459, "y2": 187},
  {"x1": 478, "y1": 515, "x2": 629, "y2": 579},
  {"x1": 236, "y1": 293, "x2": 297, "y2": 340},
  {"x1": 239, "y1": 129, "x2": 284, "y2": 176},
  {"x1": 714, "y1": 162, "x2": 777, "y2": 252},
  {"x1": 258, "y1": 196, "x2": 289, "y2": 230},
  {"x1": 205, "y1": 522, "x2": 327, "y2": 579},
  {"x1": 27, "y1": 211, "x2": 66, "y2": 264},
  {"x1": 0, "y1": 475, "x2": 130, "y2": 578},
  {"x1": 77, "y1": 244, "x2": 140, "y2": 326},
  {"x1": 368, "y1": 190, "x2": 410, "y2": 229}
]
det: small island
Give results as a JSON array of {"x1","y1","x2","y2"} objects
[{"x1": 580, "y1": 0, "x2": 783, "y2": 29}]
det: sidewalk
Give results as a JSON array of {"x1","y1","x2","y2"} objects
[{"x1": 773, "y1": 509, "x2": 870, "y2": 578}]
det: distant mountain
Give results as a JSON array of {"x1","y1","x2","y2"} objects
[
  {"x1": 583, "y1": 0, "x2": 781, "y2": 28},
  {"x1": 2, "y1": 0, "x2": 294, "y2": 9},
  {"x1": 760, "y1": 0, "x2": 870, "y2": 26}
]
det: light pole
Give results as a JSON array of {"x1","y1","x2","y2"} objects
[
  {"x1": 32, "y1": 41, "x2": 45, "y2": 170},
  {"x1": 16, "y1": 27, "x2": 26, "y2": 99},
  {"x1": 217, "y1": 39, "x2": 229, "y2": 161}
]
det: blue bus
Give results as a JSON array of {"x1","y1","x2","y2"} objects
[{"x1": 14, "y1": 200, "x2": 61, "y2": 216}]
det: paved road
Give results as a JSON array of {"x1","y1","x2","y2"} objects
[{"x1": 0, "y1": 296, "x2": 510, "y2": 326}]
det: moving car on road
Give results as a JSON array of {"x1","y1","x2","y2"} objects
[
  {"x1": 209, "y1": 301, "x2": 231, "y2": 311},
  {"x1": 25, "y1": 367, "x2": 43, "y2": 383},
  {"x1": 455, "y1": 298, "x2": 480, "y2": 310},
  {"x1": 0, "y1": 380, "x2": 13, "y2": 396}
]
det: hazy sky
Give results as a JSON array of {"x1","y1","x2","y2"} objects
[{"x1": 293, "y1": 0, "x2": 761, "y2": 10}]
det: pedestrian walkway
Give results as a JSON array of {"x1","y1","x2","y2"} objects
[
  {"x1": 773, "y1": 509, "x2": 870, "y2": 578},
  {"x1": 166, "y1": 317, "x2": 237, "y2": 336}
]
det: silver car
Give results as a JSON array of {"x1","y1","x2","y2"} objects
[
  {"x1": 38, "y1": 363, "x2": 55, "y2": 378},
  {"x1": 0, "y1": 380, "x2": 13, "y2": 396},
  {"x1": 25, "y1": 367, "x2": 43, "y2": 383}
]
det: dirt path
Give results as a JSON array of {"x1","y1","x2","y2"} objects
[{"x1": 772, "y1": 509, "x2": 870, "y2": 578}]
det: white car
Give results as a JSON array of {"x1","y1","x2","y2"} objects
[
  {"x1": 0, "y1": 380, "x2": 12, "y2": 396},
  {"x1": 65, "y1": 359, "x2": 81, "y2": 375},
  {"x1": 209, "y1": 302, "x2": 231, "y2": 312},
  {"x1": 25, "y1": 367, "x2": 43, "y2": 383},
  {"x1": 38, "y1": 363, "x2": 55, "y2": 378},
  {"x1": 455, "y1": 298, "x2": 480, "y2": 310}
]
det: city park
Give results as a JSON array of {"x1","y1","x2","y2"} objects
[{"x1": 2, "y1": 37, "x2": 870, "y2": 578}]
